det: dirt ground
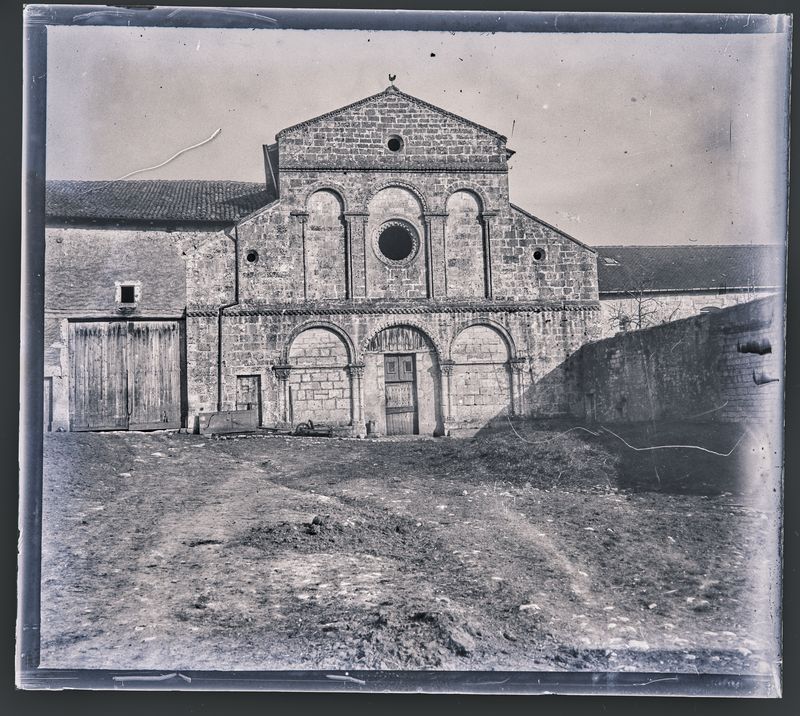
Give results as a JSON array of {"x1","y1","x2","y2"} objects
[{"x1": 39, "y1": 423, "x2": 781, "y2": 677}]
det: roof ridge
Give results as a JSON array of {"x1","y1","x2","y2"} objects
[
  {"x1": 275, "y1": 85, "x2": 506, "y2": 141},
  {"x1": 46, "y1": 178, "x2": 266, "y2": 186}
]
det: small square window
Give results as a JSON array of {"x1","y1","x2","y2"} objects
[{"x1": 120, "y1": 285, "x2": 136, "y2": 304}]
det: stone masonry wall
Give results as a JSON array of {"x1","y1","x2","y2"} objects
[
  {"x1": 233, "y1": 86, "x2": 598, "y2": 306},
  {"x1": 190, "y1": 305, "x2": 599, "y2": 433},
  {"x1": 545, "y1": 296, "x2": 784, "y2": 426},
  {"x1": 598, "y1": 290, "x2": 777, "y2": 338},
  {"x1": 45, "y1": 226, "x2": 225, "y2": 431},
  {"x1": 306, "y1": 190, "x2": 347, "y2": 300},
  {"x1": 234, "y1": 183, "x2": 597, "y2": 306},
  {"x1": 287, "y1": 327, "x2": 351, "y2": 424},
  {"x1": 277, "y1": 88, "x2": 508, "y2": 171},
  {"x1": 450, "y1": 325, "x2": 512, "y2": 425},
  {"x1": 445, "y1": 190, "x2": 485, "y2": 298},
  {"x1": 365, "y1": 186, "x2": 427, "y2": 299},
  {"x1": 45, "y1": 227, "x2": 198, "y2": 318}
]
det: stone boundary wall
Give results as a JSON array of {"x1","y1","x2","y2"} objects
[{"x1": 549, "y1": 296, "x2": 784, "y2": 426}]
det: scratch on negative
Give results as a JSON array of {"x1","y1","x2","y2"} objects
[
  {"x1": 325, "y1": 674, "x2": 366, "y2": 685},
  {"x1": 685, "y1": 401, "x2": 728, "y2": 419},
  {"x1": 631, "y1": 676, "x2": 680, "y2": 687},
  {"x1": 504, "y1": 414, "x2": 601, "y2": 444},
  {"x1": 166, "y1": 7, "x2": 278, "y2": 24},
  {"x1": 600, "y1": 426, "x2": 744, "y2": 457},
  {"x1": 112, "y1": 672, "x2": 192, "y2": 684},
  {"x1": 116, "y1": 128, "x2": 222, "y2": 181}
]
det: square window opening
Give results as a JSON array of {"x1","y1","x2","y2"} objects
[{"x1": 120, "y1": 285, "x2": 136, "y2": 304}]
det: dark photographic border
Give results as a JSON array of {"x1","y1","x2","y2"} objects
[{"x1": 14, "y1": 2, "x2": 793, "y2": 701}]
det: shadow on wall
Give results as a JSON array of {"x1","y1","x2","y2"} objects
[
  {"x1": 526, "y1": 295, "x2": 784, "y2": 427},
  {"x1": 472, "y1": 295, "x2": 784, "y2": 497}
]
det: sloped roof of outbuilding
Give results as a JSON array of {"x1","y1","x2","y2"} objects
[
  {"x1": 597, "y1": 244, "x2": 785, "y2": 294},
  {"x1": 46, "y1": 180, "x2": 275, "y2": 224}
]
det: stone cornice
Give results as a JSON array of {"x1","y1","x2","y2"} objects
[
  {"x1": 187, "y1": 300, "x2": 600, "y2": 318},
  {"x1": 279, "y1": 165, "x2": 508, "y2": 174}
]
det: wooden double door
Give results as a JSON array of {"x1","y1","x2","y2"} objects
[
  {"x1": 69, "y1": 320, "x2": 184, "y2": 431},
  {"x1": 384, "y1": 354, "x2": 418, "y2": 435}
]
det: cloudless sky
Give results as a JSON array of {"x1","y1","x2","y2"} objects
[{"x1": 46, "y1": 25, "x2": 789, "y2": 246}]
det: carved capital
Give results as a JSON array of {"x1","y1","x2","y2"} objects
[
  {"x1": 347, "y1": 363, "x2": 366, "y2": 379},
  {"x1": 290, "y1": 211, "x2": 309, "y2": 224},
  {"x1": 510, "y1": 357, "x2": 528, "y2": 374},
  {"x1": 480, "y1": 210, "x2": 498, "y2": 220},
  {"x1": 440, "y1": 359, "x2": 456, "y2": 377},
  {"x1": 272, "y1": 364, "x2": 292, "y2": 381}
]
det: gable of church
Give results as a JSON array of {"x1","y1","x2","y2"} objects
[{"x1": 277, "y1": 87, "x2": 509, "y2": 170}]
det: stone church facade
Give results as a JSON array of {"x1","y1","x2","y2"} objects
[{"x1": 44, "y1": 86, "x2": 601, "y2": 435}]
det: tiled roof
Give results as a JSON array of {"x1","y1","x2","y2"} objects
[
  {"x1": 597, "y1": 245, "x2": 785, "y2": 294},
  {"x1": 46, "y1": 180, "x2": 275, "y2": 224}
]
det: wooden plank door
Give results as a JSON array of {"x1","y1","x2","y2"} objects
[
  {"x1": 127, "y1": 321, "x2": 182, "y2": 430},
  {"x1": 384, "y1": 354, "x2": 418, "y2": 435},
  {"x1": 235, "y1": 374, "x2": 262, "y2": 426},
  {"x1": 69, "y1": 321, "x2": 129, "y2": 431}
]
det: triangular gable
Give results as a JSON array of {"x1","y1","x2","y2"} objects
[
  {"x1": 276, "y1": 86, "x2": 509, "y2": 169},
  {"x1": 276, "y1": 85, "x2": 506, "y2": 141},
  {"x1": 511, "y1": 204, "x2": 597, "y2": 254}
]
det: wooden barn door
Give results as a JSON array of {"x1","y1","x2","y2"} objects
[
  {"x1": 127, "y1": 322, "x2": 182, "y2": 430},
  {"x1": 384, "y1": 354, "x2": 418, "y2": 435},
  {"x1": 69, "y1": 322, "x2": 129, "y2": 431},
  {"x1": 69, "y1": 321, "x2": 182, "y2": 431}
]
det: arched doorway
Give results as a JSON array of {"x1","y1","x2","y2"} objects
[{"x1": 363, "y1": 324, "x2": 443, "y2": 436}]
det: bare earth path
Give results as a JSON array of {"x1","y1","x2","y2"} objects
[{"x1": 39, "y1": 429, "x2": 779, "y2": 678}]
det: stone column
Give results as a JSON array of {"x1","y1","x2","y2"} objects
[
  {"x1": 272, "y1": 364, "x2": 292, "y2": 427},
  {"x1": 347, "y1": 362, "x2": 366, "y2": 437},
  {"x1": 440, "y1": 359, "x2": 455, "y2": 436},
  {"x1": 290, "y1": 211, "x2": 309, "y2": 300},
  {"x1": 480, "y1": 211, "x2": 498, "y2": 300},
  {"x1": 344, "y1": 212, "x2": 369, "y2": 298},
  {"x1": 424, "y1": 212, "x2": 448, "y2": 297},
  {"x1": 510, "y1": 357, "x2": 528, "y2": 417},
  {"x1": 344, "y1": 216, "x2": 353, "y2": 299}
]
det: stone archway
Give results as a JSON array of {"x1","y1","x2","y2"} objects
[
  {"x1": 449, "y1": 323, "x2": 514, "y2": 428},
  {"x1": 284, "y1": 325, "x2": 354, "y2": 428},
  {"x1": 361, "y1": 324, "x2": 444, "y2": 437}
]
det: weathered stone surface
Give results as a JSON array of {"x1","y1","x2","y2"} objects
[
  {"x1": 44, "y1": 87, "x2": 605, "y2": 434},
  {"x1": 547, "y1": 295, "x2": 783, "y2": 426}
]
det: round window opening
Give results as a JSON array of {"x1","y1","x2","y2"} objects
[
  {"x1": 533, "y1": 249, "x2": 545, "y2": 262},
  {"x1": 387, "y1": 135, "x2": 404, "y2": 152},
  {"x1": 246, "y1": 250, "x2": 259, "y2": 263},
  {"x1": 378, "y1": 222, "x2": 416, "y2": 262}
]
